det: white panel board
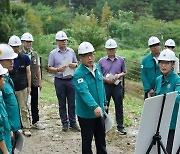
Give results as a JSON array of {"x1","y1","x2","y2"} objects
[
  {"x1": 135, "y1": 91, "x2": 177, "y2": 154},
  {"x1": 172, "y1": 105, "x2": 180, "y2": 154}
]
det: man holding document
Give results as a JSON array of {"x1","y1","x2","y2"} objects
[
  {"x1": 48, "y1": 31, "x2": 80, "y2": 132},
  {"x1": 99, "y1": 39, "x2": 127, "y2": 135}
]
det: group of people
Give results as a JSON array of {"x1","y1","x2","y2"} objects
[
  {"x1": 0, "y1": 30, "x2": 179, "y2": 154},
  {"x1": 48, "y1": 31, "x2": 127, "y2": 153},
  {"x1": 0, "y1": 32, "x2": 45, "y2": 153},
  {"x1": 141, "y1": 36, "x2": 180, "y2": 153}
]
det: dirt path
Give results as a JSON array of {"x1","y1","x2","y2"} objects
[{"x1": 15, "y1": 102, "x2": 138, "y2": 154}]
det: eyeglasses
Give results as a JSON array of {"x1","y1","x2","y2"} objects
[
  {"x1": 58, "y1": 40, "x2": 67, "y2": 42},
  {"x1": 149, "y1": 43, "x2": 160, "y2": 47},
  {"x1": 81, "y1": 53, "x2": 95, "y2": 58}
]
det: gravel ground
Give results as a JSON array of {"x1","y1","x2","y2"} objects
[{"x1": 15, "y1": 102, "x2": 138, "y2": 154}]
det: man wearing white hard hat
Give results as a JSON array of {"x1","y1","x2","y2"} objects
[
  {"x1": 98, "y1": 38, "x2": 127, "y2": 134},
  {"x1": 0, "y1": 64, "x2": 12, "y2": 154},
  {"x1": 21, "y1": 32, "x2": 45, "y2": 130},
  {"x1": 73, "y1": 41, "x2": 107, "y2": 154},
  {"x1": 48, "y1": 31, "x2": 80, "y2": 131},
  {"x1": 141, "y1": 36, "x2": 162, "y2": 99},
  {"x1": 0, "y1": 44, "x2": 21, "y2": 151},
  {"x1": 165, "y1": 39, "x2": 179, "y2": 74},
  {"x1": 8, "y1": 35, "x2": 32, "y2": 137},
  {"x1": 154, "y1": 49, "x2": 180, "y2": 153}
]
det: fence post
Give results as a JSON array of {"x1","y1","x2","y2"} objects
[
  {"x1": 122, "y1": 57, "x2": 125, "y2": 98},
  {"x1": 40, "y1": 56, "x2": 42, "y2": 79}
]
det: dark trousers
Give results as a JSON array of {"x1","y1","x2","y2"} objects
[
  {"x1": 31, "y1": 86, "x2": 39, "y2": 124},
  {"x1": 54, "y1": 78, "x2": 76, "y2": 126},
  {"x1": 104, "y1": 83, "x2": 124, "y2": 129},
  {"x1": 78, "y1": 116, "x2": 107, "y2": 154},
  {"x1": 166, "y1": 129, "x2": 175, "y2": 154}
]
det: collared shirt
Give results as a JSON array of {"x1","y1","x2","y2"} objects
[
  {"x1": 13, "y1": 53, "x2": 31, "y2": 70},
  {"x1": 98, "y1": 55, "x2": 126, "y2": 81},
  {"x1": 85, "y1": 64, "x2": 96, "y2": 77},
  {"x1": 21, "y1": 48, "x2": 40, "y2": 66},
  {"x1": 48, "y1": 47, "x2": 77, "y2": 79},
  {"x1": 174, "y1": 57, "x2": 179, "y2": 74}
]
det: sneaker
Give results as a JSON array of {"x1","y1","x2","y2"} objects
[
  {"x1": 118, "y1": 128, "x2": 127, "y2": 135},
  {"x1": 70, "y1": 124, "x2": 81, "y2": 132},
  {"x1": 32, "y1": 122, "x2": 45, "y2": 130},
  {"x1": 62, "y1": 124, "x2": 68, "y2": 132},
  {"x1": 23, "y1": 130, "x2": 31, "y2": 137}
]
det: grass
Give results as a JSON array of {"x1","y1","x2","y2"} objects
[
  {"x1": 39, "y1": 77, "x2": 144, "y2": 128},
  {"x1": 39, "y1": 79, "x2": 57, "y2": 104}
]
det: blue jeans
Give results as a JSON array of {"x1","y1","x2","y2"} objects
[{"x1": 54, "y1": 77, "x2": 76, "y2": 126}]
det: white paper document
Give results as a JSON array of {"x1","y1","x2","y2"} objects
[
  {"x1": 106, "y1": 73, "x2": 120, "y2": 85},
  {"x1": 104, "y1": 112, "x2": 114, "y2": 133},
  {"x1": 63, "y1": 67, "x2": 74, "y2": 77},
  {"x1": 61, "y1": 58, "x2": 74, "y2": 77},
  {"x1": 15, "y1": 131, "x2": 25, "y2": 152}
]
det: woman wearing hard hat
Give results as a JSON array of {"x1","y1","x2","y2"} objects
[
  {"x1": 0, "y1": 44, "x2": 22, "y2": 153},
  {"x1": 0, "y1": 64, "x2": 12, "y2": 154},
  {"x1": 73, "y1": 42, "x2": 107, "y2": 154},
  {"x1": 154, "y1": 49, "x2": 180, "y2": 153}
]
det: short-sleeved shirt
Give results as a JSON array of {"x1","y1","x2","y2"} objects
[
  {"x1": 9, "y1": 53, "x2": 31, "y2": 91},
  {"x1": 13, "y1": 53, "x2": 31, "y2": 70},
  {"x1": 48, "y1": 47, "x2": 77, "y2": 79},
  {"x1": 98, "y1": 55, "x2": 126, "y2": 81}
]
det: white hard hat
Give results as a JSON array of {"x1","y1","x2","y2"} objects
[
  {"x1": 55, "y1": 31, "x2": 68, "y2": 40},
  {"x1": 21, "y1": 32, "x2": 34, "y2": 41},
  {"x1": 165, "y1": 39, "x2": 175, "y2": 47},
  {"x1": 105, "y1": 39, "x2": 117, "y2": 49},
  {"x1": 0, "y1": 44, "x2": 18, "y2": 60},
  {"x1": 8, "y1": 35, "x2": 21, "y2": 46},
  {"x1": 148, "y1": 36, "x2": 160, "y2": 46},
  {"x1": 78, "y1": 42, "x2": 95, "y2": 55},
  {"x1": 0, "y1": 64, "x2": 8, "y2": 76},
  {"x1": 158, "y1": 49, "x2": 176, "y2": 62}
]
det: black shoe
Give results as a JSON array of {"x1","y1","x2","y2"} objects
[
  {"x1": 118, "y1": 128, "x2": 127, "y2": 135},
  {"x1": 62, "y1": 124, "x2": 68, "y2": 131},
  {"x1": 70, "y1": 124, "x2": 81, "y2": 132}
]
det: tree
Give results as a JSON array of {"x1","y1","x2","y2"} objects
[
  {"x1": 119, "y1": 0, "x2": 152, "y2": 20},
  {"x1": 22, "y1": 0, "x2": 68, "y2": 7},
  {"x1": 0, "y1": 0, "x2": 11, "y2": 14},
  {"x1": 70, "y1": 13, "x2": 106, "y2": 49},
  {"x1": 151, "y1": 0, "x2": 180, "y2": 21},
  {"x1": 101, "y1": 2, "x2": 113, "y2": 27},
  {"x1": 33, "y1": 3, "x2": 70, "y2": 34}
]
